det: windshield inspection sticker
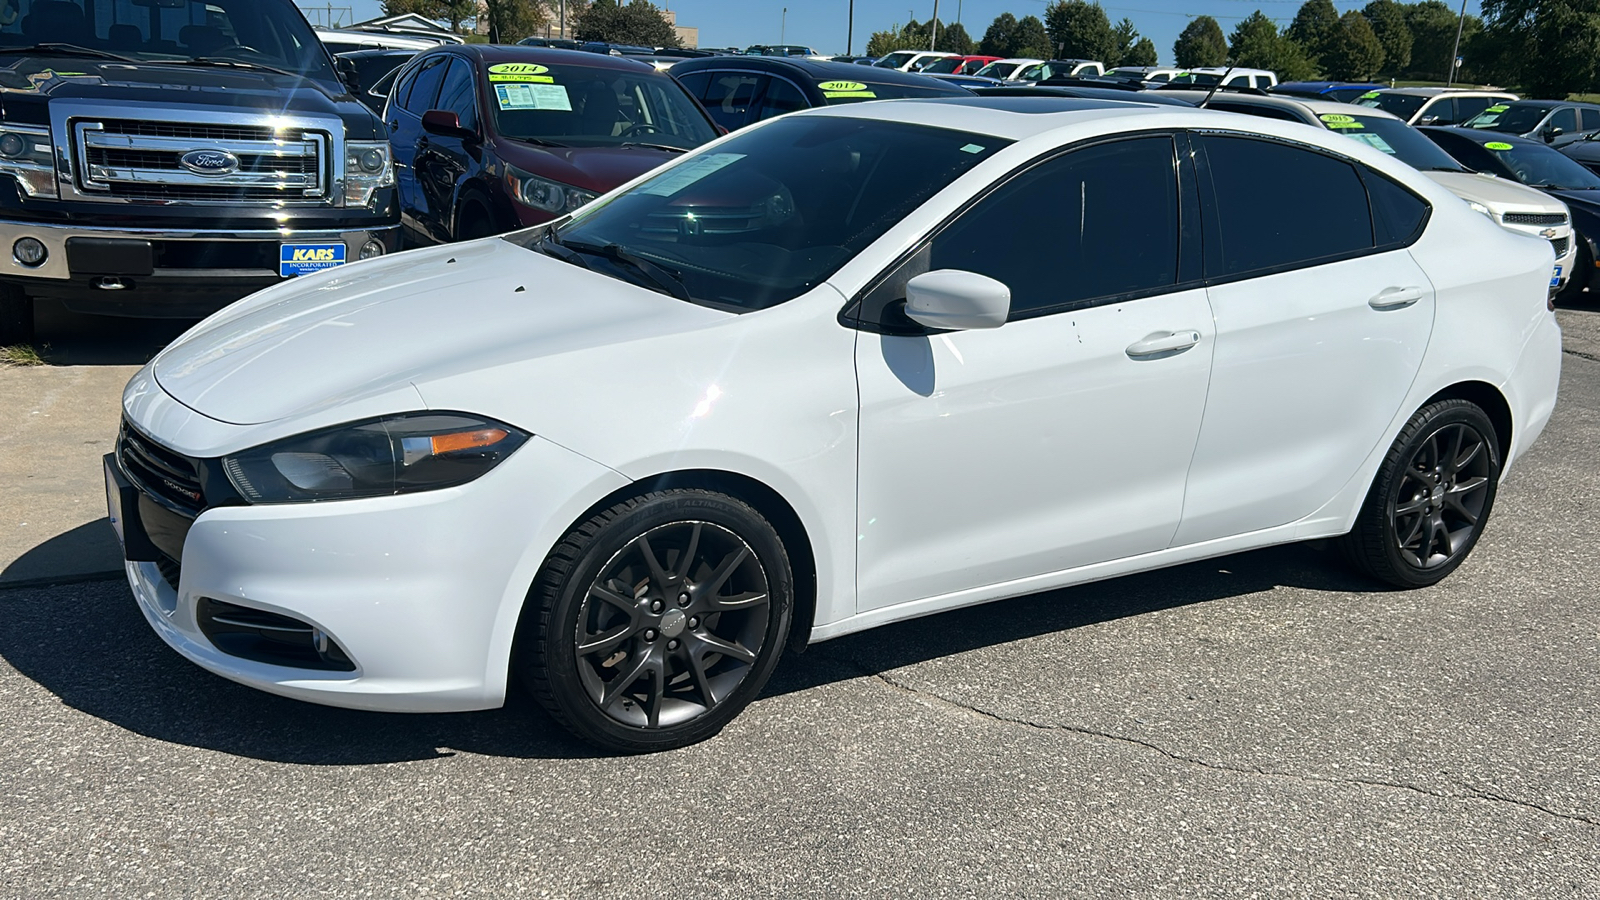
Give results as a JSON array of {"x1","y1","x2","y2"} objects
[
  {"x1": 1359, "y1": 91, "x2": 1380, "y2": 99},
  {"x1": 639, "y1": 152, "x2": 745, "y2": 196},
  {"x1": 488, "y1": 63, "x2": 553, "y2": 83},
  {"x1": 496, "y1": 82, "x2": 571, "y2": 111},
  {"x1": 1346, "y1": 132, "x2": 1395, "y2": 154},
  {"x1": 280, "y1": 243, "x2": 346, "y2": 277},
  {"x1": 1484, "y1": 104, "x2": 1509, "y2": 113},
  {"x1": 818, "y1": 80, "x2": 876, "y2": 98},
  {"x1": 1485, "y1": 141, "x2": 1515, "y2": 150}
]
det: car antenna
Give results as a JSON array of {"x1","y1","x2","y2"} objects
[{"x1": 1199, "y1": 60, "x2": 1237, "y2": 109}]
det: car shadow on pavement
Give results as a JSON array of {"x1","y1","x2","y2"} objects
[
  {"x1": 0, "y1": 519, "x2": 125, "y2": 587},
  {"x1": 0, "y1": 542, "x2": 1377, "y2": 765},
  {"x1": 24, "y1": 299, "x2": 193, "y2": 366}
]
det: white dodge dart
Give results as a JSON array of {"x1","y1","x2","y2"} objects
[{"x1": 108, "y1": 97, "x2": 1562, "y2": 752}]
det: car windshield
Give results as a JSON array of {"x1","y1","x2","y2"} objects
[
  {"x1": 1322, "y1": 113, "x2": 1466, "y2": 172},
  {"x1": 974, "y1": 61, "x2": 1020, "y2": 78},
  {"x1": 819, "y1": 80, "x2": 966, "y2": 104},
  {"x1": 1464, "y1": 104, "x2": 1549, "y2": 134},
  {"x1": 491, "y1": 64, "x2": 716, "y2": 151},
  {"x1": 1481, "y1": 139, "x2": 1600, "y2": 190},
  {"x1": 508, "y1": 116, "x2": 1011, "y2": 311},
  {"x1": 921, "y1": 56, "x2": 964, "y2": 74},
  {"x1": 0, "y1": 0, "x2": 336, "y2": 83},
  {"x1": 1354, "y1": 92, "x2": 1427, "y2": 120},
  {"x1": 1167, "y1": 72, "x2": 1221, "y2": 85},
  {"x1": 874, "y1": 51, "x2": 915, "y2": 68}
]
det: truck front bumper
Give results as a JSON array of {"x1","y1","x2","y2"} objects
[{"x1": 0, "y1": 220, "x2": 400, "y2": 317}]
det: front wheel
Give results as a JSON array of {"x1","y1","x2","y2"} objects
[
  {"x1": 1340, "y1": 399, "x2": 1501, "y2": 588},
  {"x1": 520, "y1": 490, "x2": 793, "y2": 753}
]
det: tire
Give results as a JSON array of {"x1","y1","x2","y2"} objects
[
  {"x1": 520, "y1": 489, "x2": 793, "y2": 753},
  {"x1": 0, "y1": 285, "x2": 33, "y2": 346},
  {"x1": 1340, "y1": 399, "x2": 1501, "y2": 588},
  {"x1": 1556, "y1": 239, "x2": 1592, "y2": 306},
  {"x1": 455, "y1": 199, "x2": 497, "y2": 242}
]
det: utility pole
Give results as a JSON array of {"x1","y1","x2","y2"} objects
[
  {"x1": 559, "y1": 0, "x2": 565, "y2": 40},
  {"x1": 930, "y1": 0, "x2": 939, "y2": 50},
  {"x1": 781, "y1": 6, "x2": 787, "y2": 43},
  {"x1": 847, "y1": 0, "x2": 853, "y2": 55},
  {"x1": 1446, "y1": 0, "x2": 1467, "y2": 87}
]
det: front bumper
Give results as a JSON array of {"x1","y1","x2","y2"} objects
[
  {"x1": 0, "y1": 219, "x2": 400, "y2": 317},
  {"x1": 113, "y1": 428, "x2": 629, "y2": 713}
]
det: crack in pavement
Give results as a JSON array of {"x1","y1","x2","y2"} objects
[
  {"x1": 1564, "y1": 348, "x2": 1600, "y2": 363},
  {"x1": 856, "y1": 664, "x2": 1600, "y2": 830}
]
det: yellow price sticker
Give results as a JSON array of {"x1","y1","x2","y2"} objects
[
  {"x1": 817, "y1": 81, "x2": 867, "y2": 92},
  {"x1": 1484, "y1": 141, "x2": 1515, "y2": 150},
  {"x1": 488, "y1": 63, "x2": 549, "y2": 76}
]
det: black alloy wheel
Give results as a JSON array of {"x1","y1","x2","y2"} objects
[
  {"x1": 522, "y1": 490, "x2": 792, "y2": 753},
  {"x1": 1342, "y1": 399, "x2": 1501, "y2": 587}
]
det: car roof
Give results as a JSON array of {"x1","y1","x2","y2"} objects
[
  {"x1": 430, "y1": 44, "x2": 658, "y2": 73},
  {"x1": 1373, "y1": 87, "x2": 1515, "y2": 96},
  {"x1": 1275, "y1": 81, "x2": 1381, "y2": 91},
  {"x1": 1138, "y1": 90, "x2": 1407, "y2": 123},
  {"x1": 991, "y1": 58, "x2": 1044, "y2": 65},
  {"x1": 1495, "y1": 98, "x2": 1600, "y2": 110},
  {"x1": 671, "y1": 54, "x2": 969, "y2": 89},
  {"x1": 1422, "y1": 125, "x2": 1546, "y2": 146},
  {"x1": 975, "y1": 85, "x2": 1197, "y2": 107}
]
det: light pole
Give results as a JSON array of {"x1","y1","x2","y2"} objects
[
  {"x1": 1446, "y1": 0, "x2": 1467, "y2": 87},
  {"x1": 929, "y1": 0, "x2": 940, "y2": 50},
  {"x1": 847, "y1": 0, "x2": 854, "y2": 55},
  {"x1": 781, "y1": 7, "x2": 787, "y2": 44}
]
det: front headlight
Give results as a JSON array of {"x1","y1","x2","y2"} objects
[
  {"x1": 504, "y1": 163, "x2": 597, "y2": 214},
  {"x1": 222, "y1": 412, "x2": 528, "y2": 504},
  {"x1": 0, "y1": 123, "x2": 56, "y2": 198},
  {"x1": 343, "y1": 140, "x2": 395, "y2": 208}
]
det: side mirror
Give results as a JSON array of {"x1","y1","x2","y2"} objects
[
  {"x1": 422, "y1": 109, "x2": 475, "y2": 140},
  {"x1": 1543, "y1": 127, "x2": 1563, "y2": 142},
  {"x1": 904, "y1": 269, "x2": 1010, "y2": 330},
  {"x1": 1418, "y1": 115, "x2": 1440, "y2": 125},
  {"x1": 335, "y1": 57, "x2": 361, "y2": 93}
]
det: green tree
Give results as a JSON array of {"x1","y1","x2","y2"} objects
[
  {"x1": 1362, "y1": 0, "x2": 1413, "y2": 77},
  {"x1": 1322, "y1": 11, "x2": 1387, "y2": 80},
  {"x1": 1228, "y1": 10, "x2": 1281, "y2": 68},
  {"x1": 1287, "y1": 0, "x2": 1341, "y2": 65},
  {"x1": 1125, "y1": 36, "x2": 1159, "y2": 67},
  {"x1": 1044, "y1": 1, "x2": 1117, "y2": 63},
  {"x1": 483, "y1": 0, "x2": 547, "y2": 43},
  {"x1": 1013, "y1": 14, "x2": 1053, "y2": 58},
  {"x1": 866, "y1": 22, "x2": 922, "y2": 58},
  {"x1": 380, "y1": 0, "x2": 479, "y2": 34},
  {"x1": 1109, "y1": 17, "x2": 1141, "y2": 67},
  {"x1": 1478, "y1": 0, "x2": 1600, "y2": 96},
  {"x1": 1173, "y1": 16, "x2": 1228, "y2": 67},
  {"x1": 937, "y1": 22, "x2": 976, "y2": 55},
  {"x1": 1406, "y1": 0, "x2": 1478, "y2": 80},
  {"x1": 979, "y1": 12, "x2": 1019, "y2": 57},
  {"x1": 574, "y1": 0, "x2": 680, "y2": 47}
]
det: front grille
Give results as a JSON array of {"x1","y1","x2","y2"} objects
[
  {"x1": 73, "y1": 117, "x2": 329, "y2": 204},
  {"x1": 1552, "y1": 236, "x2": 1570, "y2": 258},
  {"x1": 118, "y1": 422, "x2": 205, "y2": 515},
  {"x1": 197, "y1": 598, "x2": 356, "y2": 671},
  {"x1": 1502, "y1": 212, "x2": 1567, "y2": 226}
]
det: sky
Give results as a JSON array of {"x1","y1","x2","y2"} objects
[{"x1": 319, "y1": 0, "x2": 1483, "y2": 65}]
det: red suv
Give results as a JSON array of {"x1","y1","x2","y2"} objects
[{"x1": 384, "y1": 46, "x2": 720, "y2": 244}]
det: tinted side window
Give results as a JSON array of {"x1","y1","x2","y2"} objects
[
  {"x1": 436, "y1": 58, "x2": 479, "y2": 131},
  {"x1": 402, "y1": 58, "x2": 448, "y2": 115},
  {"x1": 1548, "y1": 108, "x2": 1578, "y2": 136},
  {"x1": 928, "y1": 136, "x2": 1180, "y2": 317},
  {"x1": 1200, "y1": 135, "x2": 1373, "y2": 277},
  {"x1": 390, "y1": 63, "x2": 419, "y2": 112},
  {"x1": 757, "y1": 78, "x2": 808, "y2": 120},
  {"x1": 1364, "y1": 171, "x2": 1430, "y2": 246},
  {"x1": 1454, "y1": 96, "x2": 1498, "y2": 123},
  {"x1": 674, "y1": 71, "x2": 712, "y2": 102},
  {"x1": 1583, "y1": 109, "x2": 1600, "y2": 131}
]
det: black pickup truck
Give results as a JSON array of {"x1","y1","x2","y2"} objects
[{"x1": 0, "y1": 0, "x2": 399, "y2": 343}]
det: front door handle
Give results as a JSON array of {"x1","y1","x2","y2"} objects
[
  {"x1": 1126, "y1": 330, "x2": 1201, "y2": 358},
  {"x1": 1369, "y1": 286, "x2": 1423, "y2": 310}
]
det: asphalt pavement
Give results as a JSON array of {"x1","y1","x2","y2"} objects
[{"x1": 1, "y1": 308, "x2": 1597, "y2": 897}]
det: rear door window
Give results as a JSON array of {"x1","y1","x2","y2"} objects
[
  {"x1": 1198, "y1": 134, "x2": 1374, "y2": 277},
  {"x1": 756, "y1": 77, "x2": 809, "y2": 120},
  {"x1": 1582, "y1": 109, "x2": 1600, "y2": 131},
  {"x1": 402, "y1": 57, "x2": 448, "y2": 115},
  {"x1": 1453, "y1": 96, "x2": 1498, "y2": 124},
  {"x1": 435, "y1": 58, "x2": 478, "y2": 131},
  {"x1": 1548, "y1": 107, "x2": 1578, "y2": 137}
]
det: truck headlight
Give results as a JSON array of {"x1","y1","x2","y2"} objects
[
  {"x1": 505, "y1": 163, "x2": 596, "y2": 214},
  {"x1": 0, "y1": 123, "x2": 56, "y2": 198},
  {"x1": 343, "y1": 140, "x2": 394, "y2": 208},
  {"x1": 222, "y1": 413, "x2": 528, "y2": 504}
]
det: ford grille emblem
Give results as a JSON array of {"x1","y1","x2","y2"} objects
[{"x1": 180, "y1": 149, "x2": 239, "y2": 176}]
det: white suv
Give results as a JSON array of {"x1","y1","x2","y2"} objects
[{"x1": 1355, "y1": 87, "x2": 1519, "y2": 126}]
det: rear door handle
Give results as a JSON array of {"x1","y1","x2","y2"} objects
[
  {"x1": 1369, "y1": 286, "x2": 1423, "y2": 310},
  {"x1": 1126, "y1": 330, "x2": 1201, "y2": 358}
]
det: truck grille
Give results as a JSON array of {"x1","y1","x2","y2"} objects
[
  {"x1": 1502, "y1": 212, "x2": 1567, "y2": 226},
  {"x1": 118, "y1": 421, "x2": 205, "y2": 515},
  {"x1": 73, "y1": 117, "x2": 328, "y2": 204}
]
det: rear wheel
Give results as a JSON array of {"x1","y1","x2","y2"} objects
[
  {"x1": 0, "y1": 285, "x2": 33, "y2": 346},
  {"x1": 520, "y1": 490, "x2": 793, "y2": 753},
  {"x1": 1340, "y1": 399, "x2": 1501, "y2": 588}
]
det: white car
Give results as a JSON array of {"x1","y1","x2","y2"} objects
[
  {"x1": 1355, "y1": 87, "x2": 1519, "y2": 127},
  {"x1": 109, "y1": 98, "x2": 1562, "y2": 752},
  {"x1": 872, "y1": 50, "x2": 957, "y2": 72},
  {"x1": 972, "y1": 57, "x2": 1044, "y2": 81}
]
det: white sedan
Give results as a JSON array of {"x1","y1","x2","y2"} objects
[{"x1": 109, "y1": 98, "x2": 1562, "y2": 752}]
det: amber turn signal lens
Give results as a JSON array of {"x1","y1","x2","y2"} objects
[{"x1": 431, "y1": 428, "x2": 510, "y2": 455}]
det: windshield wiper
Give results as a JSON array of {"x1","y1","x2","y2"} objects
[
  {"x1": 176, "y1": 57, "x2": 298, "y2": 78},
  {"x1": 620, "y1": 141, "x2": 688, "y2": 154},
  {"x1": 0, "y1": 43, "x2": 135, "y2": 62},
  {"x1": 559, "y1": 238, "x2": 693, "y2": 302}
]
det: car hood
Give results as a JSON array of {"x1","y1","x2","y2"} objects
[
  {"x1": 497, "y1": 140, "x2": 685, "y2": 195},
  {"x1": 1424, "y1": 170, "x2": 1570, "y2": 214},
  {"x1": 152, "y1": 238, "x2": 730, "y2": 426},
  {"x1": 1544, "y1": 188, "x2": 1600, "y2": 216}
]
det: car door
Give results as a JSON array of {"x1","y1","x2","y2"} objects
[
  {"x1": 1173, "y1": 133, "x2": 1436, "y2": 547},
  {"x1": 388, "y1": 56, "x2": 448, "y2": 245},
  {"x1": 415, "y1": 57, "x2": 481, "y2": 243},
  {"x1": 1541, "y1": 107, "x2": 1577, "y2": 142},
  {"x1": 854, "y1": 135, "x2": 1215, "y2": 611}
]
